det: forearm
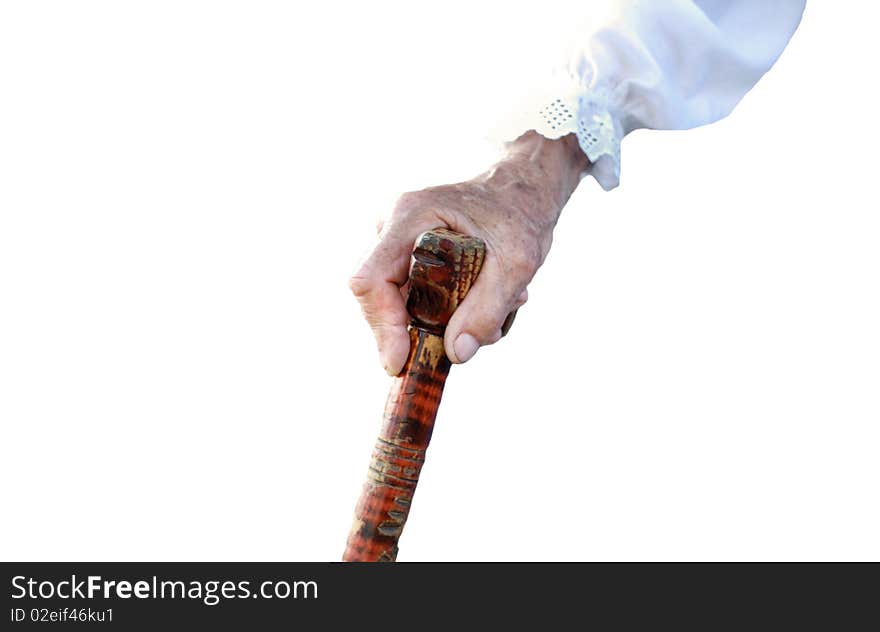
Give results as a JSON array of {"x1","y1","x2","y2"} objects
[{"x1": 490, "y1": 2, "x2": 804, "y2": 192}]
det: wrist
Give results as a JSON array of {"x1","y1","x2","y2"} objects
[
  {"x1": 487, "y1": 131, "x2": 589, "y2": 217},
  {"x1": 507, "y1": 131, "x2": 588, "y2": 182}
]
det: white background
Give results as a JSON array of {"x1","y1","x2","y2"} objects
[{"x1": 1, "y1": 1, "x2": 878, "y2": 561}]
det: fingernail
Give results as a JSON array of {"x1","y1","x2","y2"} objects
[{"x1": 453, "y1": 333, "x2": 479, "y2": 364}]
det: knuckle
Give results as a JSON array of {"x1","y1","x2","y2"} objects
[
  {"x1": 347, "y1": 274, "x2": 373, "y2": 299},
  {"x1": 392, "y1": 190, "x2": 424, "y2": 215},
  {"x1": 392, "y1": 190, "x2": 445, "y2": 223},
  {"x1": 394, "y1": 190, "x2": 417, "y2": 206}
]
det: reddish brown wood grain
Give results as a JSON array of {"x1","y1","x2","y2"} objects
[
  {"x1": 343, "y1": 228, "x2": 485, "y2": 562},
  {"x1": 343, "y1": 328, "x2": 449, "y2": 561}
]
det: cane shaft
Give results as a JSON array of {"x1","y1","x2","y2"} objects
[
  {"x1": 343, "y1": 327, "x2": 449, "y2": 562},
  {"x1": 343, "y1": 228, "x2": 487, "y2": 562}
]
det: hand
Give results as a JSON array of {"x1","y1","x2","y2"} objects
[{"x1": 350, "y1": 131, "x2": 588, "y2": 375}]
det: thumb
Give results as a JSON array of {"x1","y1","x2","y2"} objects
[{"x1": 443, "y1": 256, "x2": 523, "y2": 364}]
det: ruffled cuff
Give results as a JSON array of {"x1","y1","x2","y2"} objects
[{"x1": 489, "y1": 83, "x2": 623, "y2": 191}]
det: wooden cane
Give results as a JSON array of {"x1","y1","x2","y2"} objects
[{"x1": 343, "y1": 228, "x2": 491, "y2": 562}]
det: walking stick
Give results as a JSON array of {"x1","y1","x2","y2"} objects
[{"x1": 343, "y1": 228, "x2": 508, "y2": 562}]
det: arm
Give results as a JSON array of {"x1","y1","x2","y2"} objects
[
  {"x1": 494, "y1": 0, "x2": 806, "y2": 190},
  {"x1": 352, "y1": 0, "x2": 805, "y2": 374}
]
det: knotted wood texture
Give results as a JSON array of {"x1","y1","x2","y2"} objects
[{"x1": 343, "y1": 228, "x2": 485, "y2": 562}]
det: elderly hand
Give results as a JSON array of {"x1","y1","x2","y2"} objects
[{"x1": 350, "y1": 131, "x2": 588, "y2": 375}]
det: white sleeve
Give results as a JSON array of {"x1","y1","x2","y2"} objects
[{"x1": 493, "y1": 0, "x2": 805, "y2": 190}]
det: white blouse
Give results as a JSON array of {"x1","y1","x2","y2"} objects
[{"x1": 495, "y1": 0, "x2": 806, "y2": 190}]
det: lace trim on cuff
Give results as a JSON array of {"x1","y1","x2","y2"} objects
[{"x1": 534, "y1": 89, "x2": 621, "y2": 191}]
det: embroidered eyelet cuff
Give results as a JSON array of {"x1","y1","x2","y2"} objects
[{"x1": 490, "y1": 85, "x2": 623, "y2": 191}]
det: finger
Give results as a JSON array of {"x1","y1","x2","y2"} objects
[
  {"x1": 351, "y1": 214, "x2": 443, "y2": 375},
  {"x1": 349, "y1": 238, "x2": 413, "y2": 376},
  {"x1": 443, "y1": 255, "x2": 524, "y2": 364}
]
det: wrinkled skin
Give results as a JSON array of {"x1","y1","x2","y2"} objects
[{"x1": 350, "y1": 131, "x2": 588, "y2": 375}]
